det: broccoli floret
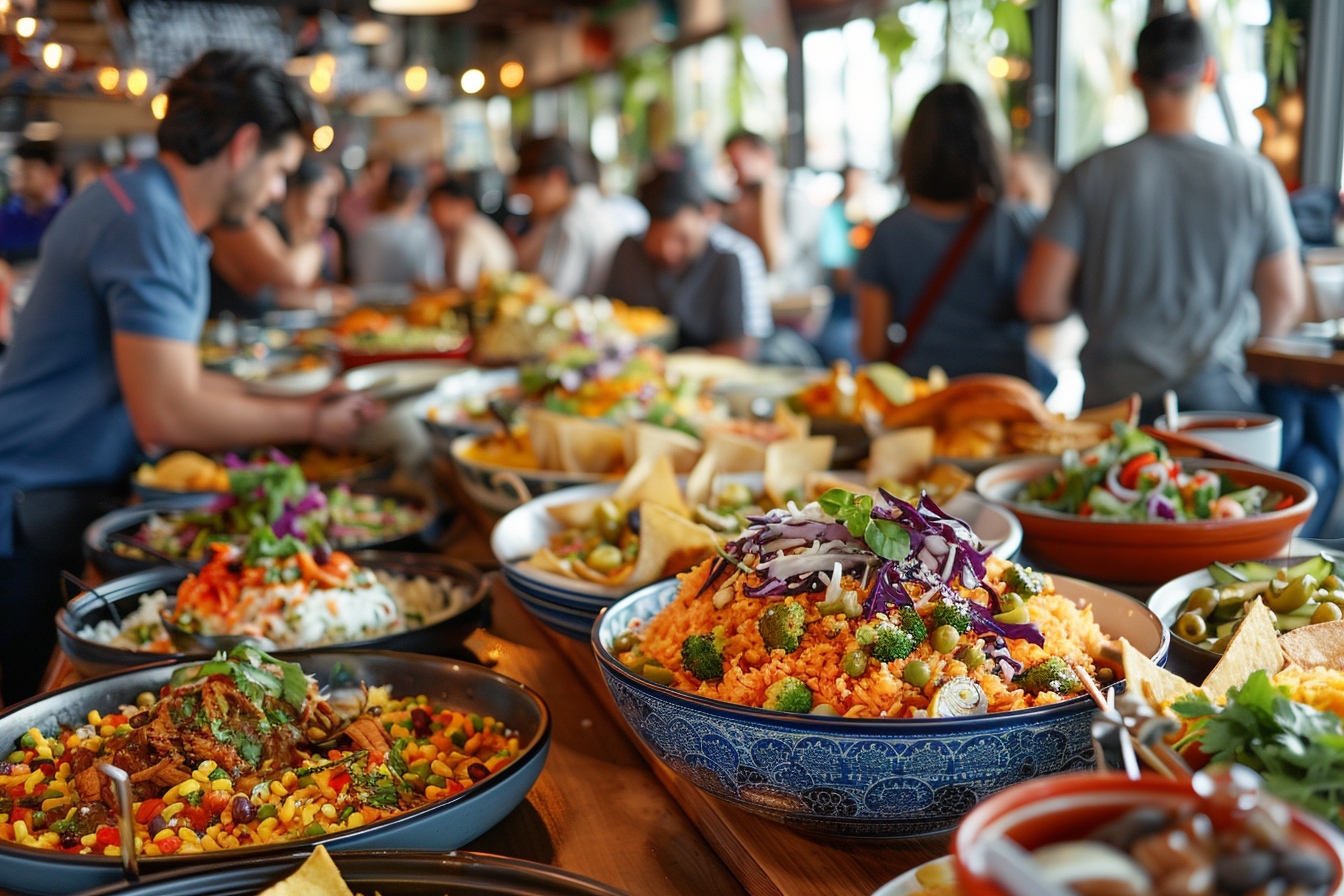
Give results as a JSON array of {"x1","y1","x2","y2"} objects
[
  {"x1": 1015, "y1": 657, "x2": 1081, "y2": 696},
  {"x1": 930, "y1": 599, "x2": 973, "y2": 635},
  {"x1": 680, "y1": 626, "x2": 728, "y2": 680},
  {"x1": 869, "y1": 622, "x2": 916, "y2": 662},
  {"x1": 897, "y1": 605, "x2": 927, "y2": 642},
  {"x1": 758, "y1": 601, "x2": 806, "y2": 653},
  {"x1": 816, "y1": 587, "x2": 864, "y2": 619},
  {"x1": 762, "y1": 677, "x2": 813, "y2": 713},
  {"x1": 1002, "y1": 564, "x2": 1046, "y2": 599}
]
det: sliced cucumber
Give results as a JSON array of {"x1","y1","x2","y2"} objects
[
  {"x1": 1277, "y1": 615, "x2": 1317, "y2": 632},
  {"x1": 1209, "y1": 561, "x2": 1247, "y2": 585},
  {"x1": 1237, "y1": 560, "x2": 1282, "y2": 582},
  {"x1": 1286, "y1": 600, "x2": 1321, "y2": 618},
  {"x1": 1285, "y1": 555, "x2": 1334, "y2": 583}
]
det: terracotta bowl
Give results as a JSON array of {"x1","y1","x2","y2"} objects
[
  {"x1": 952, "y1": 772, "x2": 1344, "y2": 896},
  {"x1": 974, "y1": 458, "x2": 1316, "y2": 584}
]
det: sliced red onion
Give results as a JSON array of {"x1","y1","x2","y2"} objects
[
  {"x1": 1146, "y1": 493, "x2": 1177, "y2": 520},
  {"x1": 1105, "y1": 465, "x2": 1140, "y2": 503}
]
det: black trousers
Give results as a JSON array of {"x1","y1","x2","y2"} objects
[{"x1": 0, "y1": 484, "x2": 126, "y2": 706}]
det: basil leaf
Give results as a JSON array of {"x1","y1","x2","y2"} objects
[
  {"x1": 864, "y1": 518, "x2": 911, "y2": 562},
  {"x1": 817, "y1": 488, "x2": 855, "y2": 517}
]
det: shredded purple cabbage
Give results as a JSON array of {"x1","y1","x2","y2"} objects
[
  {"x1": 206, "y1": 494, "x2": 238, "y2": 513},
  {"x1": 871, "y1": 492, "x2": 990, "y2": 590},
  {"x1": 862, "y1": 562, "x2": 917, "y2": 617},
  {"x1": 1147, "y1": 493, "x2": 1177, "y2": 520}
]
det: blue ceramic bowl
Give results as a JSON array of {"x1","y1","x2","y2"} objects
[
  {"x1": 512, "y1": 587, "x2": 601, "y2": 641},
  {"x1": 593, "y1": 578, "x2": 1169, "y2": 838},
  {"x1": 0, "y1": 651, "x2": 549, "y2": 896}
]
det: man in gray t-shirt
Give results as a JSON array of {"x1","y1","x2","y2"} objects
[{"x1": 1019, "y1": 13, "x2": 1304, "y2": 419}]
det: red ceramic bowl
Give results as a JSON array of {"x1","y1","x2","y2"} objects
[
  {"x1": 952, "y1": 772, "x2": 1344, "y2": 896},
  {"x1": 975, "y1": 458, "x2": 1316, "y2": 584}
]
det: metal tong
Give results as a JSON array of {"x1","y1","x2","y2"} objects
[
  {"x1": 97, "y1": 764, "x2": 139, "y2": 884},
  {"x1": 1074, "y1": 662, "x2": 1194, "y2": 781}
]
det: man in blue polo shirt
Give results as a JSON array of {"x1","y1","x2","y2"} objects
[
  {"x1": 0, "y1": 51, "x2": 380, "y2": 704},
  {"x1": 0, "y1": 140, "x2": 66, "y2": 263}
]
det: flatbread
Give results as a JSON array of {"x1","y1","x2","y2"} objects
[{"x1": 1279, "y1": 619, "x2": 1344, "y2": 671}]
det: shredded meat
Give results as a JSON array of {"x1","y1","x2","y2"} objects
[
  {"x1": 73, "y1": 765, "x2": 102, "y2": 803},
  {"x1": 345, "y1": 716, "x2": 392, "y2": 754}
]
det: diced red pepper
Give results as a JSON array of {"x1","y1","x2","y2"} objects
[
  {"x1": 156, "y1": 835, "x2": 182, "y2": 855},
  {"x1": 330, "y1": 771, "x2": 351, "y2": 793},
  {"x1": 1079, "y1": 503, "x2": 1094, "y2": 517},
  {"x1": 11, "y1": 807, "x2": 30, "y2": 826},
  {"x1": 37, "y1": 764, "x2": 54, "y2": 777},
  {"x1": 1273, "y1": 495, "x2": 1296, "y2": 511},
  {"x1": 1118, "y1": 452, "x2": 1158, "y2": 490},
  {"x1": 31, "y1": 783, "x2": 46, "y2": 798},
  {"x1": 8, "y1": 785, "x2": 26, "y2": 799},
  {"x1": 103, "y1": 714, "x2": 128, "y2": 727},
  {"x1": 95, "y1": 826, "x2": 120, "y2": 848},
  {"x1": 136, "y1": 799, "x2": 166, "y2": 825}
]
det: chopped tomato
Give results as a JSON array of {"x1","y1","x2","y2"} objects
[
  {"x1": 136, "y1": 799, "x2": 166, "y2": 825},
  {"x1": 1118, "y1": 452, "x2": 1158, "y2": 490},
  {"x1": 1274, "y1": 495, "x2": 1296, "y2": 511},
  {"x1": 201, "y1": 790, "x2": 232, "y2": 815},
  {"x1": 156, "y1": 835, "x2": 182, "y2": 855},
  {"x1": 1079, "y1": 503, "x2": 1095, "y2": 517},
  {"x1": 95, "y1": 826, "x2": 120, "y2": 848},
  {"x1": 330, "y1": 771, "x2": 351, "y2": 793},
  {"x1": 11, "y1": 807, "x2": 30, "y2": 826},
  {"x1": 103, "y1": 714, "x2": 128, "y2": 727},
  {"x1": 177, "y1": 806, "x2": 210, "y2": 832}
]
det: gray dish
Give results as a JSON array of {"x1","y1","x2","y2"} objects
[
  {"x1": 0, "y1": 651, "x2": 550, "y2": 896},
  {"x1": 55, "y1": 551, "x2": 490, "y2": 677}
]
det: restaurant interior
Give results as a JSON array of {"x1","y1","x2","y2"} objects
[{"x1": 1, "y1": 0, "x2": 1344, "y2": 894}]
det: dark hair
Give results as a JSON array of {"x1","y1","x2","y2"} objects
[
  {"x1": 638, "y1": 169, "x2": 707, "y2": 221},
  {"x1": 515, "y1": 137, "x2": 578, "y2": 185},
  {"x1": 724, "y1": 130, "x2": 773, "y2": 155},
  {"x1": 14, "y1": 140, "x2": 58, "y2": 167},
  {"x1": 899, "y1": 83, "x2": 1003, "y2": 203},
  {"x1": 384, "y1": 163, "x2": 424, "y2": 205},
  {"x1": 430, "y1": 177, "x2": 475, "y2": 202},
  {"x1": 288, "y1": 156, "x2": 331, "y2": 191},
  {"x1": 1136, "y1": 13, "x2": 1207, "y2": 91},
  {"x1": 157, "y1": 50, "x2": 315, "y2": 166}
]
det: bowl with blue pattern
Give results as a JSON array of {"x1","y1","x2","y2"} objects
[{"x1": 593, "y1": 575, "x2": 1168, "y2": 838}]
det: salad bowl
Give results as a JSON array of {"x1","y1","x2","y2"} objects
[
  {"x1": 449, "y1": 434, "x2": 610, "y2": 516},
  {"x1": 0, "y1": 651, "x2": 550, "y2": 896},
  {"x1": 593, "y1": 576, "x2": 1168, "y2": 838},
  {"x1": 975, "y1": 457, "x2": 1315, "y2": 584}
]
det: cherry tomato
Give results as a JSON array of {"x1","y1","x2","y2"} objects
[
  {"x1": 201, "y1": 790, "x2": 232, "y2": 816},
  {"x1": 157, "y1": 835, "x2": 182, "y2": 855},
  {"x1": 177, "y1": 806, "x2": 210, "y2": 832},
  {"x1": 136, "y1": 799, "x2": 166, "y2": 825},
  {"x1": 95, "y1": 826, "x2": 120, "y2": 848}
]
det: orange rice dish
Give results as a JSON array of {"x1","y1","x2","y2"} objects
[{"x1": 612, "y1": 492, "x2": 1119, "y2": 719}]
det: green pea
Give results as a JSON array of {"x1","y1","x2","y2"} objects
[
  {"x1": 450, "y1": 728, "x2": 467, "y2": 748},
  {"x1": 902, "y1": 660, "x2": 931, "y2": 687},
  {"x1": 855, "y1": 625, "x2": 877, "y2": 647},
  {"x1": 426, "y1": 774, "x2": 448, "y2": 789},
  {"x1": 841, "y1": 649, "x2": 868, "y2": 678},
  {"x1": 1175, "y1": 612, "x2": 1208, "y2": 642},
  {"x1": 409, "y1": 760, "x2": 431, "y2": 780},
  {"x1": 930, "y1": 624, "x2": 960, "y2": 654},
  {"x1": 256, "y1": 803, "x2": 278, "y2": 821},
  {"x1": 954, "y1": 644, "x2": 985, "y2": 671},
  {"x1": 586, "y1": 543, "x2": 625, "y2": 574},
  {"x1": 998, "y1": 592, "x2": 1025, "y2": 613},
  {"x1": 468, "y1": 714, "x2": 485, "y2": 733},
  {"x1": 7, "y1": 751, "x2": 25, "y2": 763},
  {"x1": 611, "y1": 631, "x2": 640, "y2": 653},
  {"x1": 1312, "y1": 602, "x2": 1343, "y2": 624},
  {"x1": 1183, "y1": 587, "x2": 1219, "y2": 618}
]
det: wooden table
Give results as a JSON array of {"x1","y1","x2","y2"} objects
[
  {"x1": 27, "y1": 505, "x2": 945, "y2": 896},
  {"x1": 1246, "y1": 336, "x2": 1344, "y2": 389}
]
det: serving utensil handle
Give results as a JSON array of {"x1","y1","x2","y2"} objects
[{"x1": 97, "y1": 763, "x2": 139, "y2": 883}]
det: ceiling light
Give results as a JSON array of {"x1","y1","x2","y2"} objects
[
  {"x1": 150, "y1": 93, "x2": 168, "y2": 120},
  {"x1": 350, "y1": 20, "x2": 392, "y2": 45},
  {"x1": 499, "y1": 61, "x2": 524, "y2": 90},
  {"x1": 96, "y1": 65, "x2": 120, "y2": 92},
  {"x1": 403, "y1": 64, "x2": 429, "y2": 94},
  {"x1": 312, "y1": 124, "x2": 334, "y2": 152},
  {"x1": 370, "y1": 0, "x2": 476, "y2": 15},
  {"x1": 460, "y1": 68, "x2": 484, "y2": 94},
  {"x1": 126, "y1": 67, "x2": 150, "y2": 97},
  {"x1": 40, "y1": 42, "x2": 72, "y2": 71},
  {"x1": 0, "y1": 1, "x2": 12, "y2": 14},
  {"x1": 14, "y1": 16, "x2": 37, "y2": 39},
  {"x1": 309, "y1": 66, "x2": 333, "y2": 95}
]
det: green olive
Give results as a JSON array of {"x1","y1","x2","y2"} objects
[
  {"x1": 1184, "y1": 587, "x2": 1219, "y2": 619},
  {"x1": 718, "y1": 482, "x2": 754, "y2": 510},
  {"x1": 954, "y1": 644, "x2": 986, "y2": 671},
  {"x1": 1174, "y1": 612, "x2": 1208, "y2": 642},
  {"x1": 902, "y1": 660, "x2": 931, "y2": 688},
  {"x1": 1323, "y1": 574, "x2": 1343, "y2": 592},
  {"x1": 842, "y1": 649, "x2": 869, "y2": 678},
  {"x1": 1209, "y1": 636, "x2": 1232, "y2": 655},
  {"x1": 931, "y1": 624, "x2": 960, "y2": 654},
  {"x1": 594, "y1": 499, "x2": 625, "y2": 542},
  {"x1": 1266, "y1": 575, "x2": 1316, "y2": 613},
  {"x1": 1312, "y1": 602, "x2": 1343, "y2": 624},
  {"x1": 135, "y1": 691, "x2": 156, "y2": 709},
  {"x1": 587, "y1": 543, "x2": 625, "y2": 574},
  {"x1": 999, "y1": 592, "x2": 1025, "y2": 613},
  {"x1": 994, "y1": 606, "x2": 1031, "y2": 626}
]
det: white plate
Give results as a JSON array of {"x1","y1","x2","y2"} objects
[
  {"x1": 490, "y1": 472, "x2": 1024, "y2": 604},
  {"x1": 871, "y1": 856, "x2": 957, "y2": 896},
  {"x1": 343, "y1": 359, "x2": 469, "y2": 403},
  {"x1": 413, "y1": 367, "x2": 520, "y2": 431}
]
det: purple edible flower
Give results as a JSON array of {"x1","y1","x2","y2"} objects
[
  {"x1": 206, "y1": 494, "x2": 239, "y2": 513},
  {"x1": 272, "y1": 506, "x2": 301, "y2": 539},
  {"x1": 222, "y1": 452, "x2": 248, "y2": 470},
  {"x1": 268, "y1": 448, "x2": 293, "y2": 466},
  {"x1": 294, "y1": 485, "x2": 327, "y2": 514}
]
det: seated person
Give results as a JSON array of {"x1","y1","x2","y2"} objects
[
  {"x1": 351, "y1": 163, "x2": 445, "y2": 288},
  {"x1": 428, "y1": 177, "x2": 516, "y2": 289},
  {"x1": 209, "y1": 156, "x2": 352, "y2": 317},
  {"x1": 604, "y1": 170, "x2": 750, "y2": 357},
  {"x1": 0, "y1": 140, "x2": 66, "y2": 263}
]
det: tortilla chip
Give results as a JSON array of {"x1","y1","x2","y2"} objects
[
  {"x1": 685, "y1": 432, "x2": 769, "y2": 507},
  {"x1": 526, "y1": 547, "x2": 577, "y2": 578},
  {"x1": 625, "y1": 501, "x2": 721, "y2": 589},
  {"x1": 923, "y1": 463, "x2": 974, "y2": 501},
  {"x1": 525, "y1": 410, "x2": 561, "y2": 470},
  {"x1": 528, "y1": 409, "x2": 625, "y2": 474},
  {"x1": 774, "y1": 403, "x2": 811, "y2": 440},
  {"x1": 764, "y1": 436, "x2": 836, "y2": 505},
  {"x1": 570, "y1": 558, "x2": 634, "y2": 587},
  {"x1": 544, "y1": 500, "x2": 604, "y2": 530},
  {"x1": 804, "y1": 471, "x2": 875, "y2": 502},
  {"x1": 624, "y1": 422, "x2": 702, "y2": 474},
  {"x1": 1202, "y1": 598, "x2": 1285, "y2": 699},
  {"x1": 613, "y1": 454, "x2": 689, "y2": 517},
  {"x1": 1121, "y1": 637, "x2": 1198, "y2": 709},
  {"x1": 866, "y1": 427, "x2": 936, "y2": 487},
  {"x1": 259, "y1": 846, "x2": 354, "y2": 896},
  {"x1": 1280, "y1": 619, "x2": 1344, "y2": 671}
]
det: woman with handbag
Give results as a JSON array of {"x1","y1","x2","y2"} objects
[{"x1": 855, "y1": 83, "x2": 1051, "y2": 392}]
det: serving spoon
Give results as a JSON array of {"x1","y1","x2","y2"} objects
[
  {"x1": 106, "y1": 532, "x2": 200, "y2": 572},
  {"x1": 156, "y1": 608, "x2": 279, "y2": 655}
]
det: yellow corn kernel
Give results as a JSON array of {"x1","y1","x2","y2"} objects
[
  {"x1": 178, "y1": 828, "x2": 199, "y2": 844},
  {"x1": 300, "y1": 804, "x2": 318, "y2": 826},
  {"x1": 178, "y1": 842, "x2": 202, "y2": 854},
  {"x1": 464, "y1": 734, "x2": 482, "y2": 754},
  {"x1": 13, "y1": 821, "x2": 28, "y2": 840},
  {"x1": 424, "y1": 785, "x2": 441, "y2": 800},
  {"x1": 191, "y1": 770, "x2": 210, "y2": 784},
  {"x1": 177, "y1": 779, "x2": 200, "y2": 796},
  {"x1": 197, "y1": 760, "x2": 217, "y2": 776},
  {"x1": 269, "y1": 780, "x2": 287, "y2": 797},
  {"x1": 35, "y1": 745, "x2": 52, "y2": 761},
  {"x1": 22, "y1": 771, "x2": 43, "y2": 794},
  {"x1": 133, "y1": 836, "x2": 143, "y2": 852},
  {"x1": 27, "y1": 728, "x2": 46, "y2": 748},
  {"x1": 65, "y1": 734, "x2": 81, "y2": 749},
  {"x1": 258, "y1": 817, "x2": 279, "y2": 836},
  {"x1": 210, "y1": 778, "x2": 232, "y2": 791},
  {"x1": 162, "y1": 802, "x2": 184, "y2": 821},
  {"x1": 83, "y1": 736, "x2": 102, "y2": 752},
  {"x1": 281, "y1": 771, "x2": 298, "y2": 790},
  {"x1": 278, "y1": 796, "x2": 297, "y2": 824},
  {"x1": 37, "y1": 831, "x2": 60, "y2": 848},
  {"x1": 345, "y1": 811, "x2": 364, "y2": 830},
  {"x1": 41, "y1": 797, "x2": 67, "y2": 813},
  {"x1": 201, "y1": 835, "x2": 220, "y2": 852},
  {"x1": 81, "y1": 833, "x2": 97, "y2": 847},
  {"x1": 87, "y1": 711, "x2": 102, "y2": 726},
  {"x1": 389, "y1": 724, "x2": 411, "y2": 739},
  {"x1": 143, "y1": 844, "x2": 161, "y2": 858},
  {"x1": 507, "y1": 737, "x2": 519, "y2": 753},
  {"x1": 153, "y1": 828, "x2": 176, "y2": 843},
  {"x1": 104, "y1": 845, "x2": 120, "y2": 858},
  {"x1": 98, "y1": 725, "x2": 114, "y2": 738},
  {"x1": 320, "y1": 804, "x2": 337, "y2": 820},
  {"x1": 57, "y1": 762, "x2": 70, "y2": 777}
]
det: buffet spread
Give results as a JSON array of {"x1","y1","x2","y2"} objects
[{"x1": 4, "y1": 283, "x2": 1339, "y2": 896}]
